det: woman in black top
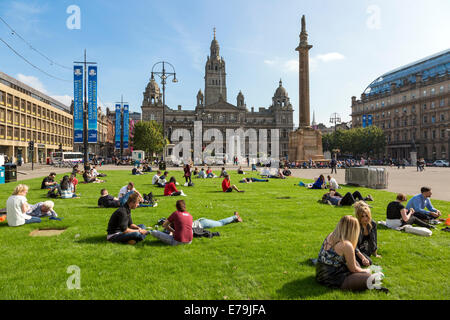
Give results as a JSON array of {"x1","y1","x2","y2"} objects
[
  {"x1": 354, "y1": 201, "x2": 380, "y2": 267},
  {"x1": 386, "y1": 193, "x2": 433, "y2": 229}
]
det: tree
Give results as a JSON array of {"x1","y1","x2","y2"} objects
[{"x1": 131, "y1": 121, "x2": 166, "y2": 159}]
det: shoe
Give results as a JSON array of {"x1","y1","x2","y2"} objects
[
  {"x1": 429, "y1": 220, "x2": 441, "y2": 225},
  {"x1": 152, "y1": 202, "x2": 158, "y2": 207},
  {"x1": 441, "y1": 227, "x2": 450, "y2": 232},
  {"x1": 365, "y1": 195, "x2": 374, "y2": 201}
]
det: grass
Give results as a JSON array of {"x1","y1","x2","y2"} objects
[{"x1": 0, "y1": 169, "x2": 448, "y2": 300}]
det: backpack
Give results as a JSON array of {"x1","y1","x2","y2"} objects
[
  {"x1": 47, "y1": 188, "x2": 59, "y2": 198},
  {"x1": 193, "y1": 227, "x2": 220, "y2": 238}
]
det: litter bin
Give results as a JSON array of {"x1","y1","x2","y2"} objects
[
  {"x1": 4, "y1": 163, "x2": 17, "y2": 183},
  {"x1": 0, "y1": 166, "x2": 5, "y2": 184},
  {"x1": 158, "y1": 161, "x2": 166, "y2": 171}
]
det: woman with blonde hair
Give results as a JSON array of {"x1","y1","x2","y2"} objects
[
  {"x1": 6, "y1": 184, "x2": 41, "y2": 226},
  {"x1": 354, "y1": 201, "x2": 380, "y2": 267},
  {"x1": 316, "y1": 215, "x2": 374, "y2": 291}
]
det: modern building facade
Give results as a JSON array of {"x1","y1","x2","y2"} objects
[
  {"x1": 351, "y1": 49, "x2": 450, "y2": 161},
  {"x1": 141, "y1": 31, "x2": 294, "y2": 160},
  {"x1": 0, "y1": 71, "x2": 73, "y2": 164}
]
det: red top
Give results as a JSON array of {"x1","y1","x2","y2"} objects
[
  {"x1": 167, "y1": 211, "x2": 193, "y2": 243},
  {"x1": 206, "y1": 169, "x2": 212, "y2": 174},
  {"x1": 164, "y1": 182, "x2": 178, "y2": 196},
  {"x1": 70, "y1": 177, "x2": 78, "y2": 191},
  {"x1": 222, "y1": 178, "x2": 231, "y2": 192},
  {"x1": 184, "y1": 165, "x2": 191, "y2": 177}
]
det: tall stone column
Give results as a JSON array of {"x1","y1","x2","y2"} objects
[{"x1": 296, "y1": 15, "x2": 312, "y2": 128}]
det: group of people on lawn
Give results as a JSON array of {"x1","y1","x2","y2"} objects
[{"x1": 3, "y1": 165, "x2": 444, "y2": 294}]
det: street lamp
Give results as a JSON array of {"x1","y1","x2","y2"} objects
[
  {"x1": 329, "y1": 112, "x2": 341, "y2": 133},
  {"x1": 151, "y1": 61, "x2": 178, "y2": 161}
]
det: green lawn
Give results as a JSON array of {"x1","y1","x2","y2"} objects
[{"x1": 0, "y1": 170, "x2": 448, "y2": 300}]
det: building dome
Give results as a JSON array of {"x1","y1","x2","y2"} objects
[
  {"x1": 274, "y1": 79, "x2": 288, "y2": 97},
  {"x1": 147, "y1": 75, "x2": 160, "y2": 94}
]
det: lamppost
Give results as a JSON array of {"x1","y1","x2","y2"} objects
[
  {"x1": 151, "y1": 61, "x2": 178, "y2": 161},
  {"x1": 329, "y1": 112, "x2": 341, "y2": 133}
]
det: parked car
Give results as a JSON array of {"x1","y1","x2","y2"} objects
[{"x1": 432, "y1": 160, "x2": 449, "y2": 167}]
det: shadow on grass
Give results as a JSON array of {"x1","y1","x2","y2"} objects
[
  {"x1": 75, "y1": 234, "x2": 168, "y2": 248},
  {"x1": 75, "y1": 235, "x2": 107, "y2": 244},
  {"x1": 276, "y1": 275, "x2": 330, "y2": 299}
]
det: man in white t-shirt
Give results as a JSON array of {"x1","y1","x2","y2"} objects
[
  {"x1": 6, "y1": 184, "x2": 41, "y2": 227},
  {"x1": 152, "y1": 171, "x2": 161, "y2": 185},
  {"x1": 118, "y1": 182, "x2": 135, "y2": 199},
  {"x1": 327, "y1": 175, "x2": 340, "y2": 190}
]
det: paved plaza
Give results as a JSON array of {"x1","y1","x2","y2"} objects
[{"x1": 14, "y1": 163, "x2": 450, "y2": 201}]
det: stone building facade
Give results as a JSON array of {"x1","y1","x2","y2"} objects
[
  {"x1": 141, "y1": 32, "x2": 294, "y2": 160},
  {"x1": 351, "y1": 49, "x2": 450, "y2": 161}
]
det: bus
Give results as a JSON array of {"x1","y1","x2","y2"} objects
[{"x1": 51, "y1": 152, "x2": 84, "y2": 165}]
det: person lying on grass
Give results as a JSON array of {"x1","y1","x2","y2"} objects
[
  {"x1": 98, "y1": 189, "x2": 120, "y2": 208},
  {"x1": 27, "y1": 201, "x2": 58, "y2": 218},
  {"x1": 406, "y1": 186, "x2": 442, "y2": 222},
  {"x1": 354, "y1": 201, "x2": 381, "y2": 267},
  {"x1": 321, "y1": 190, "x2": 373, "y2": 206},
  {"x1": 308, "y1": 175, "x2": 326, "y2": 189},
  {"x1": 164, "y1": 177, "x2": 187, "y2": 196},
  {"x1": 240, "y1": 177, "x2": 269, "y2": 183},
  {"x1": 6, "y1": 184, "x2": 41, "y2": 226},
  {"x1": 148, "y1": 200, "x2": 192, "y2": 246},
  {"x1": 315, "y1": 215, "x2": 387, "y2": 292},
  {"x1": 222, "y1": 174, "x2": 245, "y2": 193},
  {"x1": 106, "y1": 192, "x2": 150, "y2": 245},
  {"x1": 386, "y1": 193, "x2": 434, "y2": 230},
  {"x1": 192, "y1": 211, "x2": 243, "y2": 229}
]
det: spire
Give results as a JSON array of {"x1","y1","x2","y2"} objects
[
  {"x1": 312, "y1": 110, "x2": 316, "y2": 125},
  {"x1": 213, "y1": 27, "x2": 216, "y2": 40},
  {"x1": 210, "y1": 27, "x2": 220, "y2": 58},
  {"x1": 279, "y1": 78, "x2": 282, "y2": 86}
]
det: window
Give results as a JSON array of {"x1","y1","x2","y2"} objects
[
  {"x1": 431, "y1": 88, "x2": 435, "y2": 95},
  {"x1": 440, "y1": 99, "x2": 445, "y2": 107},
  {"x1": 7, "y1": 94, "x2": 12, "y2": 106},
  {"x1": 423, "y1": 131, "x2": 427, "y2": 139},
  {"x1": 403, "y1": 96, "x2": 407, "y2": 102},
  {"x1": 20, "y1": 99, "x2": 25, "y2": 111},
  {"x1": 440, "y1": 86, "x2": 444, "y2": 93},
  {"x1": 423, "y1": 103, "x2": 427, "y2": 110},
  {"x1": 442, "y1": 130, "x2": 446, "y2": 138},
  {"x1": 423, "y1": 90, "x2": 427, "y2": 96},
  {"x1": 432, "y1": 130, "x2": 436, "y2": 139},
  {"x1": 0, "y1": 125, "x2": 5, "y2": 138},
  {"x1": 411, "y1": 92, "x2": 416, "y2": 99},
  {"x1": 431, "y1": 102, "x2": 435, "y2": 108},
  {"x1": 381, "y1": 101, "x2": 385, "y2": 107},
  {"x1": 412, "y1": 105, "x2": 416, "y2": 112},
  {"x1": 0, "y1": 90, "x2": 4, "y2": 105},
  {"x1": 431, "y1": 116, "x2": 435, "y2": 123},
  {"x1": 27, "y1": 102, "x2": 31, "y2": 113},
  {"x1": 14, "y1": 96, "x2": 19, "y2": 109},
  {"x1": 441, "y1": 114, "x2": 445, "y2": 121},
  {"x1": 423, "y1": 116, "x2": 427, "y2": 124},
  {"x1": 403, "y1": 107, "x2": 407, "y2": 113}
]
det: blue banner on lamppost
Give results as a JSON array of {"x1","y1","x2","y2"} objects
[
  {"x1": 362, "y1": 115, "x2": 367, "y2": 128},
  {"x1": 123, "y1": 104, "x2": 129, "y2": 149},
  {"x1": 115, "y1": 104, "x2": 121, "y2": 149},
  {"x1": 88, "y1": 66, "x2": 98, "y2": 143},
  {"x1": 368, "y1": 114, "x2": 373, "y2": 127},
  {"x1": 73, "y1": 66, "x2": 83, "y2": 143}
]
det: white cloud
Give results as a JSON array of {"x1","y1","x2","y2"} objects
[
  {"x1": 16, "y1": 74, "x2": 48, "y2": 94},
  {"x1": 264, "y1": 59, "x2": 277, "y2": 65},
  {"x1": 314, "y1": 52, "x2": 345, "y2": 63},
  {"x1": 283, "y1": 59, "x2": 298, "y2": 72},
  {"x1": 51, "y1": 95, "x2": 72, "y2": 107}
]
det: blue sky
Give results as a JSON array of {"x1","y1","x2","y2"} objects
[{"x1": 0, "y1": 0, "x2": 449, "y2": 126}]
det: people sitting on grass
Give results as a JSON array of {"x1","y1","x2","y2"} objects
[
  {"x1": 92, "y1": 166, "x2": 106, "y2": 177},
  {"x1": 198, "y1": 168, "x2": 207, "y2": 178},
  {"x1": 69, "y1": 173, "x2": 78, "y2": 193},
  {"x1": 27, "y1": 200, "x2": 58, "y2": 218},
  {"x1": 315, "y1": 215, "x2": 385, "y2": 292},
  {"x1": 222, "y1": 174, "x2": 245, "y2": 193},
  {"x1": 106, "y1": 192, "x2": 150, "y2": 245},
  {"x1": 132, "y1": 166, "x2": 144, "y2": 175},
  {"x1": 327, "y1": 175, "x2": 340, "y2": 190},
  {"x1": 309, "y1": 175, "x2": 326, "y2": 189},
  {"x1": 98, "y1": 189, "x2": 121, "y2": 208},
  {"x1": 41, "y1": 172, "x2": 58, "y2": 190},
  {"x1": 148, "y1": 200, "x2": 192, "y2": 246},
  {"x1": 118, "y1": 182, "x2": 136, "y2": 201},
  {"x1": 237, "y1": 166, "x2": 245, "y2": 174},
  {"x1": 192, "y1": 211, "x2": 243, "y2": 229},
  {"x1": 58, "y1": 175, "x2": 79, "y2": 199},
  {"x1": 72, "y1": 164, "x2": 82, "y2": 175},
  {"x1": 206, "y1": 167, "x2": 216, "y2": 178},
  {"x1": 164, "y1": 177, "x2": 186, "y2": 197},
  {"x1": 219, "y1": 167, "x2": 228, "y2": 178},
  {"x1": 157, "y1": 171, "x2": 169, "y2": 187},
  {"x1": 354, "y1": 201, "x2": 380, "y2": 267},
  {"x1": 322, "y1": 190, "x2": 373, "y2": 206},
  {"x1": 142, "y1": 164, "x2": 152, "y2": 172},
  {"x1": 240, "y1": 177, "x2": 269, "y2": 183},
  {"x1": 7, "y1": 184, "x2": 41, "y2": 226},
  {"x1": 193, "y1": 167, "x2": 199, "y2": 176},
  {"x1": 386, "y1": 193, "x2": 434, "y2": 229},
  {"x1": 282, "y1": 166, "x2": 292, "y2": 177},
  {"x1": 406, "y1": 187, "x2": 442, "y2": 222},
  {"x1": 83, "y1": 169, "x2": 104, "y2": 183},
  {"x1": 184, "y1": 164, "x2": 192, "y2": 184},
  {"x1": 152, "y1": 170, "x2": 161, "y2": 185}
]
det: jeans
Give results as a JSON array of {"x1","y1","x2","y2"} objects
[
  {"x1": 25, "y1": 217, "x2": 42, "y2": 224},
  {"x1": 403, "y1": 215, "x2": 432, "y2": 228},
  {"x1": 197, "y1": 216, "x2": 237, "y2": 229},
  {"x1": 185, "y1": 175, "x2": 192, "y2": 183},
  {"x1": 251, "y1": 178, "x2": 269, "y2": 182},
  {"x1": 108, "y1": 224, "x2": 147, "y2": 243},
  {"x1": 340, "y1": 191, "x2": 364, "y2": 206},
  {"x1": 331, "y1": 166, "x2": 337, "y2": 174},
  {"x1": 149, "y1": 230, "x2": 191, "y2": 246}
]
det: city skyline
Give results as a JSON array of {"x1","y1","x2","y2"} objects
[{"x1": 0, "y1": 0, "x2": 449, "y2": 127}]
